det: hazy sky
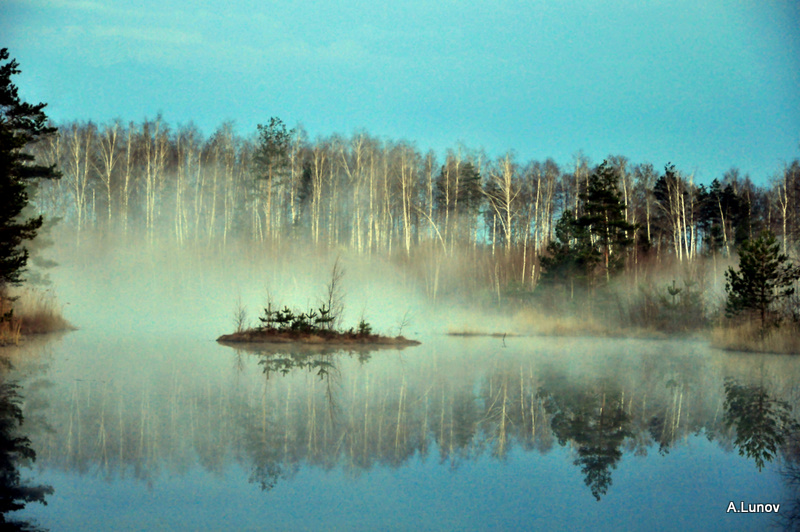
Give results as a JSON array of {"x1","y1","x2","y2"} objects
[{"x1": 4, "y1": 0, "x2": 799, "y2": 184}]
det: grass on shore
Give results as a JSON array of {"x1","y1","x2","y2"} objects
[
  {"x1": 711, "y1": 321, "x2": 800, "y2": 354},
  {"x1": 0, "y1": 289, "x2": 72, "y2": 345},
  {"x1": 445, "y1": 309, "x2": 670, "y2": 340}
]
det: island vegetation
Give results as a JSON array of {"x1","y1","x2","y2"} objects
[
  {"x1": 218, "y1": 260, "x2": 420, "y2": 349},
  {"x1": 217, "y1": 302, "x2": 420, "y2": 348}
]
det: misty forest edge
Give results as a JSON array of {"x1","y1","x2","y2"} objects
[{"x1": 2, "y1": 49, "x2": 800, "y2": 351}]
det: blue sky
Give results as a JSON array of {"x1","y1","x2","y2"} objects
[{"x1": 4, "y1": 0, "x2": 799, "y2": 184}]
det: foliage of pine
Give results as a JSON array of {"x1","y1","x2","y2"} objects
[
  {"x1": 725, "y1": 230, "x2": 800, "y2": 331},
  {"x1": 577, "y1": 160, "x2": 636, "y2": 280},
  {"x1": 0, "y1": 49, "x2": 60, "y2": 291},
  {"x1": 539, "y1": 160, "x2": 636, "y2": 295},
  {"x1": 259, "y1": 304, "x2": 337, "y2": 334}
]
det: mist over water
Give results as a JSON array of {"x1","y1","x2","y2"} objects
[
  {"x1": 3, "y1": 232, "x2": 798, "y2": 530},
  {"x1": 46, "y1": 227, "x2": 533, "y2": 348},
  {"x1": 47, "y1": 231, "x2": 428, "y2": 339}
]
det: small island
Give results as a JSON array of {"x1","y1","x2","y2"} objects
[{"x1": 217, "y1": 304, "x2": 420, "y2": 349}]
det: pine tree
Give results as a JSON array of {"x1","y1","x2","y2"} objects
[
  {"x1": 253, "y1": 117, "x2": 293, "y2": 237},
  {"x1": 576, "y1": 161, "x2": 635, "y2": 282},
  {"x1": 539, "y1": 209, "x2": 600, "y2": 299},
  {"x1": 0, "y1": 48, "x2": 60, "y2": 292},
  {"x1": 725, "y1": 230, "x2": 800, "y2": 331},
  {"x1": 253, "y1": 117, "x2": 292, "y2": 182},
  {"x1": 434, "y1": 160, "x2": 483, "y2": 217},
  {"x1": 539, "y1": 161, "x2": 635, "y2": 301}
]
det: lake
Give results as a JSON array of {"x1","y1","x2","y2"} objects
[
  {"x1": 3, "y1": 244, "x2": 799, "y2": 531},
  {"x1": 6, "y1": 329, "x2": 799, "y2": 531}
]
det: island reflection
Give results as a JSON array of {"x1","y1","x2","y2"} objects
[{"x1": 18, "y1": 339, "x2": 800, "y2": 502}]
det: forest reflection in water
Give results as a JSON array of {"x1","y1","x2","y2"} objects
[
  {"x1": 0, "y1": 353, "x2": 53, "y2": 531},
  {"x1": 7, "y1": 334, "x2": 800, "y2": 529}
]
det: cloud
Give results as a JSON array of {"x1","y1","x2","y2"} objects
[
  {"x1": 92, "y1": 25, "x2": 203, "y2": 47},
  {"x1": 21, "y1": 0, "x2": 109, "y2": 12}
]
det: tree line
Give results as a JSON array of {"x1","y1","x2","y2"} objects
[
  {"x1": 3, "y1": 46, "x2": 800, "y2": 322},
  {"x1": 29, "y1": 118, "x2": 800, "y2": 264}
]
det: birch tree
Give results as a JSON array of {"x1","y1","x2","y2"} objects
[{"x1": 96, "y1": 120, "x2": 120, "y2": 227}]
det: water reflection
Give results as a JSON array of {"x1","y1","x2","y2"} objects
[
  {"x1": 239, "y1": 348, "x2": 369, "y2": 491},
  {"x1": 541, "y1": 380, "x2": 631, "y2": 500},
  {"x1": 723, "y1": 377, "x2": 799, "y2": 471},
  {"x1": 780, "y1": 433, "x2": 800, "y2": 530},
  {"x1": 253, "y1": 349, "x2": 366, "y2": 380},
  {"x1": 17, "y1": 338, "x2": 800, "y2": 507},
  {"x1": 0, "y1": 360, "x2": 53, "y2": 531}
]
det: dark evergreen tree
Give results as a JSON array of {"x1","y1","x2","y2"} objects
[
  {"x1": 432, "y1": 159, "x2": 483, "y2": 245},
  {"x1": 722, "y1": 168, "x2": 755, "y2": 246},
  {"x1": 785, "y1": 160, "x2": 800, "y2": 248},
  {"x1": 725, "y1": 230, "x2": 800, "y2": 331},
  {"x1": 651, "y1": 168, "x2": 675, "y2": 253},
  {"x1": 252, "y1": 117, "x2": 294, "y2": 237},
  {"x1": 253, "y1": 117, "x2": 293, "y2": 184},
  {"x1": 434, "y1": 161, "x2": 482, "y2": 217},
  {"x1": 295, "y1": 161, "x2": 313, "y2": 224},
  {"x1": 539, "y1": 210, "x2": 599, "y2": 299},
  {"x1": 539, "y1": 162, "x2": 635, "y2": 303},
  {"x1": 0, "y1": 49, "x2": 60, "y2": 292},
  {"x1": 697, "y1": 176, "x2": 751, "y2": 255},
  {"x1": 576, "y1": 161, "x2": 635, "y2": 282},
  {"x1": 696, "y1": 180, "x2": 725, "y2": 254}
]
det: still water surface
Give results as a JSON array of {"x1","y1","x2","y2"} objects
[{"x1": 8, "y1": 329, "x2": 799, "y2": 531}]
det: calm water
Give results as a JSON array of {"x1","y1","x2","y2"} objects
[{"x1": 6, "y1": 329, "x2": 799, "y2": 531}]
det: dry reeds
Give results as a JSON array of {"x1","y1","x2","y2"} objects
[
  {"x1": 0, "y1": 296, "x2": 21, "y2": 345},
  {"x1": 711, "y1": 321, "x2": 800, "y2": 354},
  {"x1": 510, "y1": 308, "x2": 611, "y2": 337},
  {"x1": 0, "y1": 288, "x2": 71, "y2": 345}
]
